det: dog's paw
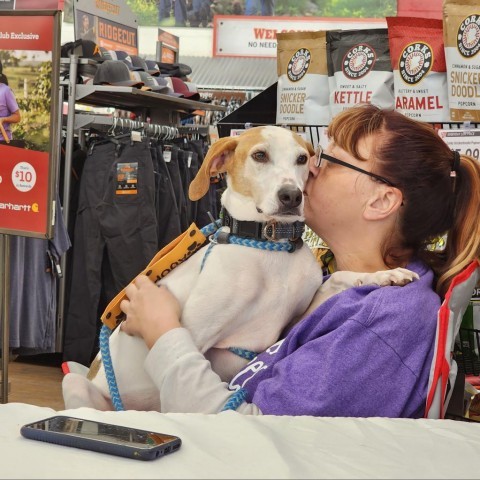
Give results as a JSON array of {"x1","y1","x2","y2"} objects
[{"x1": 354, "y1": 267, "x2": 420, "y2": 287}]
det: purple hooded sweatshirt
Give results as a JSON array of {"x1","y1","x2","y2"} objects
[{"x1": 229, "y1": 260, "x2": 440, "y2": 418}]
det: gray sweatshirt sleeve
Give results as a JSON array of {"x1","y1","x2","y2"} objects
[{"x1": 144, "y1": 327, "x2": 262, "y2": 415}]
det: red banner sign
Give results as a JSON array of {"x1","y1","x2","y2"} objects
[
  {"x1": 0, "y1": 15, "x2": 54, "y2": 50},
  {"x1": 0, "y1": 145, "x2": 49, "y2": 234}
]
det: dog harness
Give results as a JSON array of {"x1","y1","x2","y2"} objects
[{"x1": 100, "y1": 214, "x2": 306, "y2": 412}]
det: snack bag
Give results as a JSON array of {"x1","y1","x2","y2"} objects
[
  {"x1": 327, "y1": 29, "x2": 394, "y2": 117},
  {"x1": 387, "y1": 16, "x2": 450, "y2": 122},
  {"x1": 276, "y1": 31, "x2": 330, "y2": 126},
  {"x1": 443, "y1": 0, "x2": 480, "y2": 122}
]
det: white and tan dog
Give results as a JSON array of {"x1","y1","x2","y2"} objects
[{"x1": 62, "y1": 126, "x2": 417, "y2": 411}]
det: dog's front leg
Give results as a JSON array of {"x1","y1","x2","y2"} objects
[{"x1": 304, "y1": 267, "x2": 419, "y2": 316}]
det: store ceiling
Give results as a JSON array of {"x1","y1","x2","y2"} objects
[{"x1": 179, "y1": 55, "x2": 277, "y2": 92}]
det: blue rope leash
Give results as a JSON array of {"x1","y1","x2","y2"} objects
[
  {"x1": 227, "y1": 347, "x2": 257, "y2": 361},
  {"x1": 99, "y1": 324, "x2": 125, "y2": 411},
  {"x1": 221, "y1": 388, "x2": 248, "y2": 412}
]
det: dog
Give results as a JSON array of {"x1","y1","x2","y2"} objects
[{"x1": 62, "y1": 126, "x2": 417, "y2": 411}]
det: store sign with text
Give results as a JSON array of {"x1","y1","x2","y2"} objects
[
  {"x1": 213, "y1": 15, "x2": 386, "y2": 58},
  {"x1": 0, "y1": 12, "x2": 61, "y2": 237},
  {"x1": 74, "y1": 0, "x2": 138, "y2": 55},
  {"x1": 157, "y1": 29, "x2": 179, "y2": 64}
]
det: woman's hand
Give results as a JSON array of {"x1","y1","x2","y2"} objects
[{"x1": 120, "y1": 275, "x2": 181, "y2": 349}]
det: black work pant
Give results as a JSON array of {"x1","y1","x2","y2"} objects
[
  {"x1": 151, "y1": 144, "x2": 182, "y2": 249},
  {"x1": 63, "y1": 140, "x2": 158, "y2": 365}
]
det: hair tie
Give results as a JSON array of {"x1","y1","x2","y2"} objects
[{"x1": 451, "y1": 150, "x2": 460, "y2": 178}]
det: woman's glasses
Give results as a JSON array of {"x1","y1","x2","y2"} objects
[{"x1": 314, "y1": 145, "x2": 396, "y2": 187}]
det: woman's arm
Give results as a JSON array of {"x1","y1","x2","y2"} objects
[
  {"x1": 120, "y1": 275, "x2": 262, "y2": 414},
  {"x1": 0, "y1": 109, "x2": 20, "y2": 125}
]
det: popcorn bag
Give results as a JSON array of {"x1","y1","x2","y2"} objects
[
  {"x1": 327, "y1": 29, "x2": 395, "y2": 118},
  {"x1": 387, "y1": 16, "x2": 450, "y2": 122},
  {"x1": 443, "y1": 0, "x2": 480, "y2": 122},
  {"x1": 276, "y1": 31, "x2": 331, "y2": 126}
]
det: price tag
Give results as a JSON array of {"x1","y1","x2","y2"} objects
[
  {"x1": 131, "y1": 130, "x2": 142, "y2": 142},
  {"x1": 12, "y1": 162, "x2": 37, "y2": 192},
  {"x1": 187, "y1": 152, "x2": 193, "y2": 168},
  {"x1": 230, "y1": 129, "x2": 245, "y2": 137},
  {"x1": 438, "y1": 129, "x2": 480, "y2": 161},
  {"x1": 163, "y1": 145, "x2": 172, "y2": 163}
]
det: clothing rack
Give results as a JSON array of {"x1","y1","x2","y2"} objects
[
  {"x1": 72, "y1": 114, "x2": 181, "y2": 142},
  {"x1": 57, "y1": 115, "x2": 204, "y2": 351},
  {"x1": 56, "y1": 54, "x2": 226, "y2": 352}
]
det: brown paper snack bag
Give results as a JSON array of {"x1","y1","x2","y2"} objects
[
  {"x1": 276, "y1": 31, "x2": 330, "y2": 126},
  {"x1": 443, "y1": 0, "x2": 480, "y2": 122}
]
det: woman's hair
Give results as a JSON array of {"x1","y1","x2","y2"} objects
[
  {"x1": 327, "y1": 103, "x2": 480, "y2": 297},
  {"x1": 0, "y1": 60, "x2": 7, "y2": 85}
]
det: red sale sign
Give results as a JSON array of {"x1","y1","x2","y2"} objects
[{"x1": 0, "y1": 145, "x2": 49, "y2": 234}]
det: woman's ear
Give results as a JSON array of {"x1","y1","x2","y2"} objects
[{"x1": 363, "y1": 187, "x2": 403, "y2": 221}]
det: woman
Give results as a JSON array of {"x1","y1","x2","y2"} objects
[
  {"x1": 120, "y1": 104, "x2": 480, "y2": 417},
  {"x1": 0, "y1": 60, "x2": 21, "y2": 143}
]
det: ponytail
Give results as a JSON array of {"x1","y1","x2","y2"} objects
[
  {"x1": 0, "y1": 73, "x2": 8, "y2": 85},
  {"x1": 435, "y1": 154, "x2": 480, "y2": 296}
]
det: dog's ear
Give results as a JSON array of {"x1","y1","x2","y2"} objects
[
  {"x1": 189, "y1": 136, "x2": 238, "y2": 201},
  {"x1": 305, "y1": 141, "x2": 315, "y2": 157}
]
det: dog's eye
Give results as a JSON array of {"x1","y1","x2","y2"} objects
[
  {"x1": 252, "y1": 151, "x2": 268, "y2": 163},
  {"x1": 297, "y1": 155, "x2": 308, "y2": 165}
]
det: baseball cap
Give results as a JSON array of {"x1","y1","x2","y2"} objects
[
  {"x1": 155, "y1": 76, "x2": 181, "y2": 96},
  {"x1": 130, "y1": 55, "x2": 150, "y2": 72},
  {"x1": 157, "y1": 62, "x2": 192, "y2": 78},
  {"x1": 99, "y1": 47, "x2": 113, "y2": 60},
  {"x1": 132, "y1": 70, "x2": 169, "y2": 92},
  {"x1": 171, "y1": 77, "x2": 200, "y2": 100},
  {"x1": 61, "y1": 39, "x2": 104, "y2": 61},
  {"x1": 109, "y1": 50, "x2": 143, "y2": 71},
  {"x1": 93, "y1": 60, "x2": 144, "y2": 88},
  {"x1": 144, "y1": 60, "x2": 161, "y2": 76}
]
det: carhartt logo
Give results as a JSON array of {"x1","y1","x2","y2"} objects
[{"x1": 93, "y1": 45, "x2": 101, "y2": 56}]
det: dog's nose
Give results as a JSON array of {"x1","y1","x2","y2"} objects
[{"x1": 278, "y1": 185, "x2": 303, "y2": 208}]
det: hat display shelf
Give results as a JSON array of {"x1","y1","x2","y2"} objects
[{"x1": 57, "y1": 54, "x2": 225, "y2": 350}]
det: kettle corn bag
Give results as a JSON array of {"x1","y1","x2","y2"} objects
[{"x1": 327, "y1": 29, "x2": 394, "y2": 117}]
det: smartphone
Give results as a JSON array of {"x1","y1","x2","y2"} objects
[{"x1": 20, "y1": 415, "x2": 182, "y2": 461}]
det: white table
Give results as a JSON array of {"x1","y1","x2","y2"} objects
[{"x1": 1, "y1": 402, "x2": 479, "y2": 479}]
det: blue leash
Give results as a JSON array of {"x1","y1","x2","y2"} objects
[{"x1": 102, "y1": 219, "x2": 290, "y2": 412}]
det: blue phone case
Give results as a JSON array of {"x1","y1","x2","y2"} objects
[{"x1": 21, "y1": 415, "x2": 182, "y2": 461}]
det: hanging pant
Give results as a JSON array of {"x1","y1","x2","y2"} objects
[
  {"x1": 151, "y1": 143, "x2": 182, "y2": 249},
  {"x1": 162, "y1": 144, "x2": 189, "y2": 232},
  {"x1": 63, "y1": 140, "x2": 158, "y2": 365}
]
